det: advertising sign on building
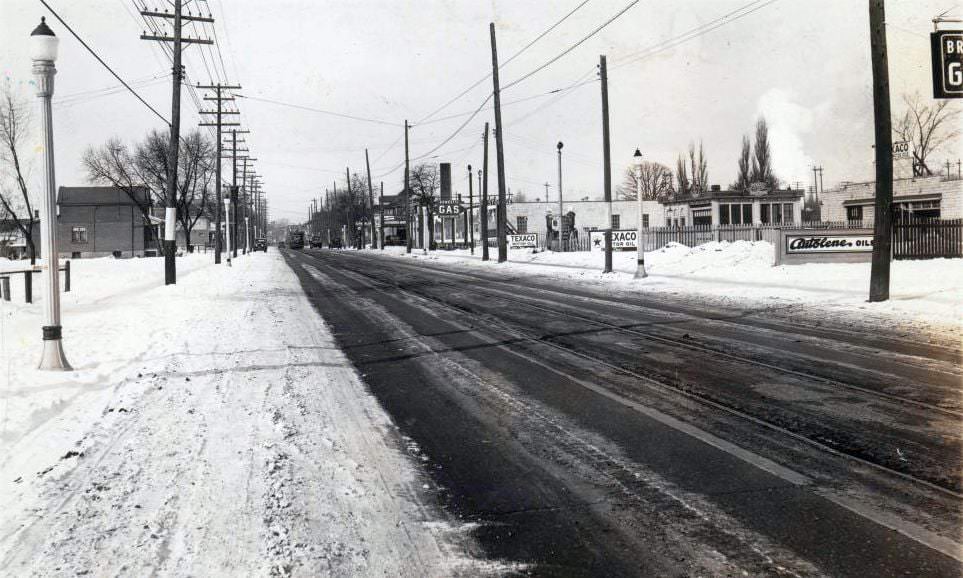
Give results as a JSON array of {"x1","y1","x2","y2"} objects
[
  {"x1": 785, "y1": 234, "x2": 874, "y2": 254},
  {"x1": 931, "y1": 30, "x2": 963, "y2": 99},
  {"x1": 892, "y1": 140, "x2": 913, "y2": 160},
  {"x1": 508, "y1": 233, "x2": 538, "y2": 248},
  {"x1": 590, "y1": 230, "x2": 637, "y2": 251}
]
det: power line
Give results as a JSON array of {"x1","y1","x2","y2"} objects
[
  {"x1": 37, "y1": 0, "x2": 170, "y2": 125},
  {"x1": 610, "y1": 0, "x2": 781, "y2": 71},
  {"x1": 235, "y1": 94, "x2": 401, "y2": 127},
  {"x1": 414, "y1": 0, "x2": 593, "y2": 125},
  {"x1": 502, "y1": 0, "x2": 640, "y2": 91}
]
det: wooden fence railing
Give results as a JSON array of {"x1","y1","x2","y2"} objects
[{"x1": 893, "y1": 218, "x2": 962, "y2": 260}]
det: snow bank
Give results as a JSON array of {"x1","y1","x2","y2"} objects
[
  {"x1": 0, "y1": 252, "x2": 492, "y2": 576},
  {"x1": 376, "y1": 242, "x2": 962, "y2": 340}
]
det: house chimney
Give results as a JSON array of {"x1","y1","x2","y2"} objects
[{"x1": 440, "y1": 163, "x2": 451, "y2": 201}]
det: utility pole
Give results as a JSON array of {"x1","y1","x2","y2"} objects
[
  {"x1": 140, "y1": 1, "x2": 213, "y2": 285},
  {"x1": 869, "y1": 0, "x2": 893, "y2": 302},
  {"x1": 468, "y1": 164, "x2": 474, "y2": 255},
  {"x1": 198, "y1": 83, "x2": 240, "y2": 264},
  {"x1": 365, "y1": 148, "x2": 376, "y2": 249},
  {"x1": 346, "y1": 167, "x2": 356, "y2": 249},
  {"x1": 482, "y1": 123, "x2": 490, "y2": 262},
  {"x1": 490, "y1": 23, "x2": 508, "y2": 263},
  {"x1": 404, "y1": 120, "x2": 412, "y2": 254},
  {"x1": 600, "y1": 55, "x2": 613, "y2": 273},
  {"x1": 379, "y1": 181, "x2": 385, "y2": 250}
]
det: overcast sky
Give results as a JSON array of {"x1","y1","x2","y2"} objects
[{"x1": 1, "y1": 0, "x2": 957, "y2": 222}]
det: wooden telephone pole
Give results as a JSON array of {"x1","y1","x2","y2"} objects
[
  {"x1": 869, "y1": 0, "x2": 893, "y2": 302},
  {"x1": 365, "y1": 149, "x2": 376, "y2": 249},
  {"x1": 482, "y1": 123, "x2": 490, "y2": 262},
  {"x1": 140, "y1": 1, "x2": 213, "y2": 284},
  {"x1": 490, "y1": 24, "x2": 508, "y2": 263},
  {"x1": 198, "y1": 83, "x2": 241, "y2": 264},
  {"x1": 600, "y1": 55, "x2": 613, "y2": 274},
  {"x1": 405, "y1": 120, "x2": 412, "y2": 254}
]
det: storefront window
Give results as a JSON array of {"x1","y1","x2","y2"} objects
[
  {"x1": 611, "y1": 214, "x2": 620, "y2": 229},
  {"x1": 846, "y1": 206, "x2": 863, "y2": 224},
  {"x1": 71, "y1": 227, "x2": 88, "y2": 244},
  {"x1": 783, "y1": 203, "x2": 794, "y2": 224},
  {"x1": 761, "y1": 204, "x2": 771, "y2": 224}
]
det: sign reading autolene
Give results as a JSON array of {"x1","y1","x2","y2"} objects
[
  {"x1": 590, "y1": 230, "x2": 637, "y2": 251},
  {"x1": 932, "y1": 30, "x2": 963, "y2": 99},
  {"x1": 785, "y1": 234, "x2": 874, "y2": 254},
  {"x1": 508, "y1": 233, "x2": 538, "y2": 248}
]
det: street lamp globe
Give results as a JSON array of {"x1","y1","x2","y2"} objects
[
  {"x1": 30, "y1": 17, "x2": 59, "y2": 62},
  {"x1": 633, "y1": 148, "x2": 643, "y2": 167},
  {"x1": 557, "y1": 141, "x2": 563, "y2": 151}
]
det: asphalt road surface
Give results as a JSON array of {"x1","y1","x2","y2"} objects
[{"x1": 284, "y1": 248, "x2": 963, "y2": 577}]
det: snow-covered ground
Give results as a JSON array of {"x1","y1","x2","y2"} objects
[
  {"x1": 375, "y1": 242, "x2": 962, "y2": 343},
  {"x1": 0, "y1": 252, "x2": 492, "y2": 576}
]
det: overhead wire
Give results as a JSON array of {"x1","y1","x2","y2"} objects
[{"x1": 38, "y1": 0, "x2": 170, "y2": 125}]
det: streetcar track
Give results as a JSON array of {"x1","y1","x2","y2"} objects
[
  {"x1": 317, "y1": 250, "x2": 963, "y2": 419},
  {"x1": 348, "y1": 249, "x2": 963, "y2": 363},
  {"x1": 298, "y1": 250, "x2": 963, "y2": 500}
]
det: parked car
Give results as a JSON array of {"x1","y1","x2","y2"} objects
[
  {"x1": 253, "y1": 238, "x2": 267, "y2": 252},
  {"x1": 277, "y1": 241, "x2": 286, "y2": 249}
]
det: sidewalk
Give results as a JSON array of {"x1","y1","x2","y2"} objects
[
  {"x1": 0, "y1": 252, "x2": 489, "y2": 576},
  {"x1": 375, "y1": 242, "x2": 963, "y2": 344}
]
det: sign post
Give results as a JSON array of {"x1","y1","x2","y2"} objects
[{"x1": 931, "y1": 29, "x2": 963, "y2": 99}]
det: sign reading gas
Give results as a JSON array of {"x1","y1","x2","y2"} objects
[
  {"x1": 436, "y1": 204, "x2": 465, "y2": 216},
  {"x1": 785, "y1": 234, "x2": 874, "y2": 254},
  {"x1": 932, "y1": 30, "x2": 963, "y2": 99}
]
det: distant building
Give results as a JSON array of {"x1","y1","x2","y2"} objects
[
  {"x1": 373, "y1": 193, "x2": 409, "y2": 245},
  {"x1": 820, "y1": 175, "x2": 963, "y2": 225},
  {"x1": 0, "y1": 218, "x2": 40, "y2": 260},
  {"x1": 57, "y1": 186, "x2": 148, "y2": 258}
]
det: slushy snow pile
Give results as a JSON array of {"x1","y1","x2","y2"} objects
[
  {"x1": 383, "y1": 240, "x2": 962, "y2": 342},
  {"x1": 0, "y1": 252, "x2": 494, "y2": 576}
]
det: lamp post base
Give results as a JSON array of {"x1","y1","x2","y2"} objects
[{"x1": 39, "y1": 326, "x2": 71, "y2": 370}]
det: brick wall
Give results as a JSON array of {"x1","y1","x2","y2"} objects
[{"x1": 821, "y1": 176, "x2": 963, "y2": 222}]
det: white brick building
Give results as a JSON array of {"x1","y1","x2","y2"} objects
[{"x1": 820, "y1": 176, "x2": 963, "y2": 225}]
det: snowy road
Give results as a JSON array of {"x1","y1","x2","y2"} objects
[
  {"x1": 1, "y1": 253, "x2": 487, "y2": 576},
  {"x1": 285, "y1": 247, "x2": 963, "y2": 577}
]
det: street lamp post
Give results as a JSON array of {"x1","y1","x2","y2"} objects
[
  {"x1": 224, "y1": 196, "x2": 232, "y2": 267},
  {"x1": 31, "y1": 18, "x2": 71, "y2": 370},
  {"x1": 556, "y1": 142, "x2": 565, "y2": 251},
  {"x1": 634, "y1": 149, "x2": 648, "y2": 279}
]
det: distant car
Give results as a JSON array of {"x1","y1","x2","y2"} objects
[
  {"x1": 277, "y1": 241, "x2": 286, "y2": 249},
  {"x1": 253, "y1": 238, "x2": 267, "y2": 252},
  {"x1": 329, "y1": 238, "x2": 343, "y2": 249}
]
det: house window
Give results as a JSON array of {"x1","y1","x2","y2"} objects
[
  {"x1": 761, "y1": 204, "x2": 771, "y2": 224},
  {"x1": 782, "y1": 203, "x2": 794, "y2": 224},
  {"x1": 773, "y1": 203, "x2": 783, "y2": 224},
  {"x1": 680, "y1": 216, "x2": 686, "y2": 227},
  {"x1": 71, "y1": 226, "x2": 88, "y2": 244},
  {"x1": 516, "y1": 216, "x2": 528, "y2": 234},
  {"x1": 642, "y1": 214, "x2": 649, "y2": 228},
  {"x1": 611, "y1": 214, "x2": 620, "y2": 229},
  {"x1": 742, "y1": 204, "x2": 752, "y2": 225},
  {"x1": 719, "y1": 206, "x2": 730, "y2": 225},
  {"x1": 846, "y1": 206, "x2": 863, "y2": 224}
]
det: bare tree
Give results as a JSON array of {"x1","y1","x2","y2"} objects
[
  {"x1": 0, "y1": 82, "x2": 37, "y2": 263},
  {"x1": 675, "y1": 154, "x2": 690, "y2": 195},
  {"x1": 617, "y1": 160, "x2": 672, "y2": 201},
  {"x1": 893, "y1": 92, "x2": 961, "y2": 177},
  {"x1": 689, "y1": 141, "x2": 709, "y2": 193},
  {"x1": 750, "y1": 117, "x2": 777, "y2": 189},
  {"x1": 734, "y1": 134, "x2": 751, "y2": 191},
  {"x1": 83, "y1": 129, "x2": 216, "y2": 253}
]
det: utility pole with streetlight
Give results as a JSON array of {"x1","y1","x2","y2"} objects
[
  {"x1": 224, "y1": 196, "x2": 232, "y2": 267},
  {"x1": 634, "y1": 149, "x2": 648, "y2": 279},
  {"x1": 481, "y1": 123, "x2": 490, "y2": 262},
  {"x1": 31, "y1": 17, "x2": 71, "y2": 371}
]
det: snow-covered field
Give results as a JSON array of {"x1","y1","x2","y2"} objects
[
  {"x1": 0, "y1": 252, "x2": 491, "y2": 576},
  {"x1": 376, "y1": 241, "x2": 962, "y2": 343}
]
